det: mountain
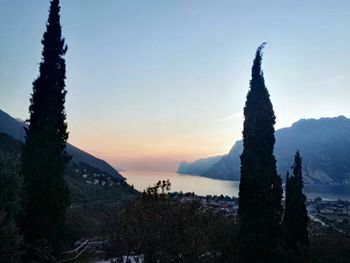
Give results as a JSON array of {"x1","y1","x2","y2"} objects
[
  {"x1": 0, "y1": 131, "x2": 138, "y2": 243},
  {"x1": 0, "y1": 109, "x2": 123, "y2": 179},
  {"x1": 178, "y1": 116, "x2": 350, "y2": 185},
  {"x1": 177, "y1": 155, "x2": 223, "y2": 175},
  {"x1": 202, "y1": 141, "x2": 242, "y2": 181}
]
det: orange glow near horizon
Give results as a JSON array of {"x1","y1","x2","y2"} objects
[{"x1": 67, "y1": 119, "x2": 243, "y2": 172}]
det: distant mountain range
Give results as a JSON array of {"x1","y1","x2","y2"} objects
[
  {"x1": 0, "y1": 109, "x2": 124, "y2": 179},
  {"x1": 177, "y1": 155, "x2": 223, "y2": 175},
  {"x1": 177, "y1": 116, "x2": 350, "y2": 185}
]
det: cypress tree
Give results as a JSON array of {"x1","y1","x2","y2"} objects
[
  {"x1": 237, "y1": 43, "x2": 284, "y2": 263},
  {"x1": 284, "y1": 151, "x2": 309, "y2": 255},
  {"x1": 22, "y1": 0, "x2": 70, "y2": 252}
]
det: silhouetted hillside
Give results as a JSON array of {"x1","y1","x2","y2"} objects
[
  {"x1": 0, "y1": 132, "x2": 137, "y2": 205},
  {"x1": 0, "y1": 109, "x2": 123, "y2": 179},
  {"x1": 177, "y1": 155, "x2": 223, "y2": 175}
]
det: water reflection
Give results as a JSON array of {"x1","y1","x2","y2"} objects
[{"x1": 123, "y1": 171, "x2": 350, "y2": 200}]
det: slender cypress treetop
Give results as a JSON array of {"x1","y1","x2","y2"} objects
[
  {"x1": 292, "y1": 151, "x2": 304, "y2": 190},
  {"x1": 237, "y1": 43, "x2": 284, "y2": 263},
  {"x1": 22, "y1": 0, "x2": 70, "y2": 252},
  {"x1": 284, "y1": 151, "x2": 309, "y2": 252}
]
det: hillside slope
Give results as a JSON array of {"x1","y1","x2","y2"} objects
[
  {"x1": 180, "y1": 116, "x2": 350, "y2": 185},
  {"x1": 177, "y1": 155, "x2": 223, "y2": 175},
  {"x1": 0, "y1": 109, "x2": 123, "y2": 179}
]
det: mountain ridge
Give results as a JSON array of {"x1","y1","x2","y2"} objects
[
  {"x1": 177, "y1": 155, "x2": 223, "y2": 175},
  {"x1": 0, "y1": 109, "x2": 124, "y2": 179},
  {"x1": 178, "y1": 116, "x2": 350, "y2": 185}
]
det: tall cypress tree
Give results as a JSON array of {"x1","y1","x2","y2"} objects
[
  {"x1": 237, "y1": 43, "x2": 284, "y2": 263},
  {"x1": 284, "y1": 151, "x2": 309, "y2": 254},
  {"x1": 22, "y1": 0, "x2": 70, "y2": 252}
]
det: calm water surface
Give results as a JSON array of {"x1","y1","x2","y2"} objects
[{"x1": 123, "y1": 171, "x2": 350, "y2": 200}]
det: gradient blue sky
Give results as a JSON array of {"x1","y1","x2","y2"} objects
[{"x1": 1, "y1": 0, "x2": 350, "y2": 171}]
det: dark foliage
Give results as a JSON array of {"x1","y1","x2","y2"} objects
[
  {"x1": 105, "y1": 181, "x2": 237, "y2": 263},
  {"x1": 21, "y1": 0, "x2": 70, "y2": 252},
  {"x1": 309, "y1": 229, "x2": 350, "y2": 263},
  {"x1": 0, "y1": 212, "x2": 22, "y2": 263},
  {"x1": 237, "y1": 43, "x2": 285, "y2": 263},
  {"x1": 0, "y1": 134, "x2": 23, "y2": 263},
  {"x1": 63, "y1": 162, "x2": 138, "y2": 246},
  {"x1": 23, "y1": 239, "x2": 58, "y2": 263},
  {"x1": 284, "y1": 151, "x2": 309, "y2": 261}
]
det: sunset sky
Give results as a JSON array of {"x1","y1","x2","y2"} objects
[{"x1": 1, "y1": 0, "x2": 350, "y2": 171}]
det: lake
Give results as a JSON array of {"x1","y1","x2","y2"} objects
[{"x1": 123, "y1": 170, "x2": 350, "y2": 201}]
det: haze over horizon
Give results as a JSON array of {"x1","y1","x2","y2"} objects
[{"x1": 1, "y1": 0, "x2": 350, "y2": 172}]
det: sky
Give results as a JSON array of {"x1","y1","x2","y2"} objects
[{"x1": 1, "y1": 0, "x2": 350, "y2": 172}]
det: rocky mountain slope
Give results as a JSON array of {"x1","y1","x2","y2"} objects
[{"x1": 178, "y1": 116, "x2": 350, "y2": 185}]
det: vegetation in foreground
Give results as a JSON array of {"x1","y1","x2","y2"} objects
[
  {"x1": 0, "y1": 134, "x2": 22, "y2": 262},
  {"x1": 102, "y1": 180, "x2": 350, "y2": 263},
  {"x1": 105, "y1": 181, "x2": 237, "y2": 263}
]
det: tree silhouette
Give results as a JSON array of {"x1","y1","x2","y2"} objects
[
  {"x1": 284, "y1": 151, "x2": 309, "y2": 261},
  {"x1": 237, "y1": 43, "x2": 285, "y2": 263},
  {"x1": 22, "y1": 0, "x2": 70, "y2": 252}
]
